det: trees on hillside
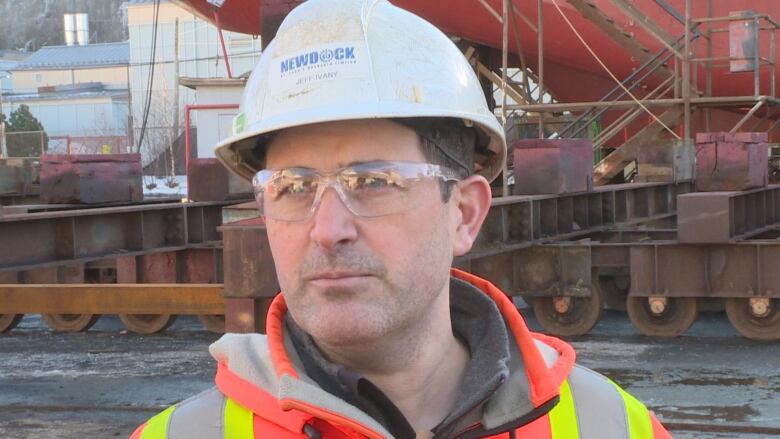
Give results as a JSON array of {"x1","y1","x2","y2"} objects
[{"x1": 1, "y1": 104, "x2": 48, "y2": 157}]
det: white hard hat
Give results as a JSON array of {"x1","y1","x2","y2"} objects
[{"x1": 214, "y1": 0, "x2": 507, "y2": 182}]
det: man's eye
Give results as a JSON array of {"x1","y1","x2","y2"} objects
[
  {"x1": 360, "y1": 176, "x2": 390, "y2": 188},
  {"x1": 272, "y1": 178, "x2": 314, "y2": 197},
  {"x1": 345, "y1": 174, "x2": 401, "y2": 191}
]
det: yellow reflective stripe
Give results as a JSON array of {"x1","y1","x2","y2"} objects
[
  {"x1": 611, "y1": 381, "x2": 653, "y2": 439},
  {"x1": 549, "y1": 380, "x2": 580, "y2": 439},
  {"x1": 140, "y1": 406, "x2": 175, "y2": 439},
  {"x1": 224, "y1": 398, "x2": 254, "y2": 439}
]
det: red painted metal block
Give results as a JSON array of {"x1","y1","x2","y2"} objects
[
  {"x1": 220, "y1": 217, "x2": 279, "y2": 299},
  {"x1": 677, "y1": 185, "x2": 780, "y2": 243},
  {"x1": 188, "y1": 158, "x2": 229, "y2": 202},
  {"x1": 677, "y1": 192, "x2": 733, "y2": 243},
  {"x1": 184, "y1": 249, "x2": 218, "y2": 283},
  {"x1": 116, "y1": 256, "x2": 138, "y2": 283},
  {"x1": 512, "y1": 139, "x2": 593, "y2": 195},
  {"x1": 695, "y1": 132, "x2": 768, "y2": 192},
  {"x1": 24, "y1": 266, "x2": 58, "y2": 283},
  {"x1": 139, "y1": 252, "x2": 177, "y2": 283},
  {"x1": 39, "y1": 154, "x2": 142, "y2": 204},
  {"x1": 188, "y1": 158, "x2": 251, "y2": 202}
]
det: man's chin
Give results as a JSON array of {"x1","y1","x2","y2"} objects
[
  {"x1": 312, "y1": 329, "x2": 386, "y2": 348},
  {"x1": 300, "y1": 307, "x2": 391, "y2": 346}
]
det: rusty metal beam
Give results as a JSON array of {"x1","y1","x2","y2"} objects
[
  {"x1": 630, "y1": 243, "x2": 780, "y2": 298},
  {"x1": 0, "y1": 201, "x2": 231, "y2": 271},
  {"x1": 678, "y1": 186, "x2": 780, "y2": 243},
  {"x1": 468, "y1": 181, "x2": 692, "y2": 259},
  {"x1": 220, "y1": 218, "x2": 279, "y2": 299},
  {"x1": 524, "y1": 226, "x2": 780, "y2": 301},
  {"x1": 0, "y1": 284, "x2": 224, "y2": 314}
]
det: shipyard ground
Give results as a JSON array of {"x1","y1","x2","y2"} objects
[{"x1": 1, "y1": 310, "x2": 779, "y2": 439}]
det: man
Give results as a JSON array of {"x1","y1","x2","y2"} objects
[{"x1": 132, "y1": 0, "x2": 671, "y2": 437}]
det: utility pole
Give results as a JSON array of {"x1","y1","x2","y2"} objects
[
  {"x1": 172, "y1": 17, "x2": 180, "y2": 178},
  {"x1": 0, "y1": 122, "x2": 6, "y2": 160},
  {"x1": 126, "y1": 64, "x2": 134, "y2": 152},
  {"x1": 0, "y1": 78, "x2": 7, "y2": 159}
]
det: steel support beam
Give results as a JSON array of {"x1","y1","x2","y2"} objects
[
  {"x1": 470, "y1": 181, "x2": 692, "y2": 259},
  {"x1": 677, "y1": 186, "x2": 780, "y2": 243},
  {"x1": 220, "y1": 217, "x2": 280, "y2": 333},
  {"x1": 0, "y1": 201, "x2": 230, "y2": 271},
  {"x1": 630, "y1": 243, "x2": 780, "y2": 298},
  {"x1": 0, "y1": 284, "x2": 224, "y2": 314}
]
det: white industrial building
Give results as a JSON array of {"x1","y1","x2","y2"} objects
[
  {"x1": 0, "y1": 1, "x2": 259, "y2": 160},
  {"x1": 126, "y1": 0, "x2": 261, "y2": 165}
]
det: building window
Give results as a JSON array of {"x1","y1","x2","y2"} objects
[
  {"x1": 229, "y1": 35, "x2": 254, "y2": 53},
  {"x1": 35, "y1": 73, "x2": 42, "y2": 83}
]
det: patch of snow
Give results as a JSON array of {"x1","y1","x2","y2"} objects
[{"x1": 142, "y1": 175, "x2": 187, "y2": 197}]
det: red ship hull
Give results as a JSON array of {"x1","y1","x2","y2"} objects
[{"x1": 174, "y1": 0, "x2": 778, "y2": 100}]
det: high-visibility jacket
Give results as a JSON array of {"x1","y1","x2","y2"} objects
[{"x1": 132, "y1": 269, "x2": 672, "y2": 439}]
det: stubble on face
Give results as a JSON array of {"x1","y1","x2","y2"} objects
[{"x1": 282, "y1": 210, "x2": 453, "y2": 350}]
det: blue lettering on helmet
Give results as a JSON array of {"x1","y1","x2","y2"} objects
[
  {"x1": 320, "y1": 49, "x2": 334, "y2": 62},
  {"x1": 281, "y1": 46, "x2": 356, "y2": 75}
]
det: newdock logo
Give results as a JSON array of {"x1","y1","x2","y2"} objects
[{"x1": 280, "y1": 46, "x2": 357, "y2": 74}]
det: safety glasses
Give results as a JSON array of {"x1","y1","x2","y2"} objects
[{"x1": 252, "y1": 161, "x2": 460, "y2": 222}]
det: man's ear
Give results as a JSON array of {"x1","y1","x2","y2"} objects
[{"x1": 451, "y1": 175, "x2": 492, "y2": 257}]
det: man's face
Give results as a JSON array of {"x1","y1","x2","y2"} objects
[{"x1": 264, "y1": 119, "x2": 458, "y2": 347}]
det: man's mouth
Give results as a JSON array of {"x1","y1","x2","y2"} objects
[
  {"x1": 308, "y1": 271, "x2": 371, "y2": 280},
  {"x1": 306, "y1": 272, "x2": 374, "y2": 289}
]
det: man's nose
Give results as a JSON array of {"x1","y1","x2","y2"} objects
[{"x1": 309, "y1": 187, "x2": 359, "y2": 250}]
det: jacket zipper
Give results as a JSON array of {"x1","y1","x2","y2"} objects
[{"x1": 450, "y1": 395, "x2": 559, "y2": 439}]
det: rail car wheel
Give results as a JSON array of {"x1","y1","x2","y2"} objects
[
  {"x1": 0, "y1": 314, "x2": 23, "y2": 333},
  {"x1": 532, "y1": 289, "x2": 604, "y2": 337},
  {"x1": 42, "y1": 314, "x2": 100, "y2": 332},
  {"x1": 725, "y1": 298, "x2": 780, "y2": 341},
  {"x1": 198, "y1": 315, "x2": 225, "y2": 333},
  {"x1": 119, "y1": 314, "x2": 177, "y2": 334},
  {"x1": 626, "y1": 296, "x2": 697, "y2": 337}
]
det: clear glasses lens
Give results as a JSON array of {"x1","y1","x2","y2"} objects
[{"x1": 252, "y1": 161, "x2": 458, "y2": 221}]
